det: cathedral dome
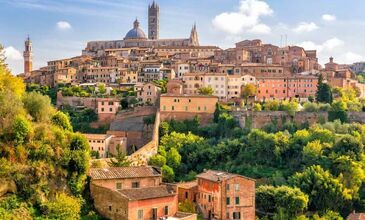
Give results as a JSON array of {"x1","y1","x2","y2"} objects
[{"x1": 124, "y1": 19, "x2": 147, "y2": 40}]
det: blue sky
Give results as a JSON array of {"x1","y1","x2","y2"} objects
[{"x1": 1, "y1": 0, "x2": 365, "y2": 74}]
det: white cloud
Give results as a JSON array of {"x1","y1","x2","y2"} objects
[
  {"x1": 4, "y1": 46, "x2": 22, "y2": 60},
  {"x1": 293, "y1": 22, "x2": 319, "y2": 33},
  {"x1": 57, "y1": 21, "x2": 72, "y2": 30},
  {"x1": 338, "y1": 52, "x2": 365, "y2": 64},
  {"x1": 248, "y1": 23, "x2": 271, "y2": 34},
  {"x1": 322, "y1": 14, "x2": 336, "y2": 22},
  {"x1": 212, "y1": 0, "x2": 273, "y2": 35},
  {"x1": 298, "y1": 37, "x2": 344, "y2": 52}
]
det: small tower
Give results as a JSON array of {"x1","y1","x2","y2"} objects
[
  {"x1": 23, "y1": 35, "x2": 33, "y2": 76},
  {"x1": 189, "y1": 23, "x2": 200, "y2": 46},
  {"x1": 148, "y1": 0, "x2": 159, "y2": 40}
]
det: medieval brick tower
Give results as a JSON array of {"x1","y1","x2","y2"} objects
[
  {"x1": 23, "y1": 36, "x2": 32, "y2": 76},
  {"x1": 148, "y1": 0, "x2": 159, "y2": 40}
]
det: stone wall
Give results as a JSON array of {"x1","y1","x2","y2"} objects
[
  {"x1": 128, "y1": 111, "x2": 160, "y2": 166},
  {"x1": 233, "y1": 111, "x2": 365, "y2": 129},
  {"x1": 56, "y1": 92, "x2": 98, "y2": 109},
  {"x1": 160, "y1": 112, "x2": 214, "y2": 125},
  {"x1": 90, "y1": 184, "x2": 129, "y2": 220}
]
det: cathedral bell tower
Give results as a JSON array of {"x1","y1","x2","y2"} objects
[
  {"x1": 189, "y1": 23, "x2": 200, "y2": 46},
  {"x1": 148, "y1": 0, "x2": 160, "y2": 40},
  {"x1": 23, "y1": 35, "x2": 33, "y2": 76}
]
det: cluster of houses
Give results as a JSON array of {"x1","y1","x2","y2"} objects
[{"x1": 89, "y1": 166, "x2": 255, "y2": 220}]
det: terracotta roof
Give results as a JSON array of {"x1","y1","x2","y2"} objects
[
  {"x1": 160, "y1": 94, "x2": 218, "y2": 98},
  {"x1": 89, "y1": 166, "x2": 161, "y2": 180},
  {"x1": 347, "y1": 213, "x2": 365, "y2": 220},
  {"x1": 177, "y1": 181, "x2": 197, "y2": 189},
  {"x1": 196, "y1": 170, "x2": 255, "y2": 182},
  {"x1": 118, "y1": 185, "x2": 175, "y2": 201},
  {"x1": 83, "y1": 134, "x2": 112, "y2": 140}
]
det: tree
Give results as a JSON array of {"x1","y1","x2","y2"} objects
[
  {"x1": 149, "y1": 154, "x2": 167, "y2": 167},
  {"x1": 108, "y1": 145, "x2": 131, "y2": 167},
  {"x1": 178, "y1": 200, "x2": 196, "y2": 213},
  {"x1": 290, "y1": 165, "x2": 352, "y2": 212},
  {"x1": 97, "y1": 83, "x2": 106, "y2": 95},
  {"x1": 23, "y1": 92, "x2": 55, "y2": 122},
  {"x1": 166, "y1": 148, "x2": 181, "y2": 169},
  {"x1": 332, "y1": 135, "x2": 363, "y2": 161},
  {"x1": 256, "y1": 185, "x2": 309, "y2": 217},
  {"x1": 41, "y1": 193, "x2": 81, "y2": 220},
  {"x1": 264, "y1": 100, "x2": 280, "y2": 111},
  {"x1": 51, "y1": 111, "x2": 73, "y2": 131},
  {"x1": 197, "y1": 86, "x2": 214, "y2": 95},
  {"x1": 67, "y1": 134, "x2": 90, "y2": 195},
  {"x1": 12, "y1": 115, "x2": 32, "y2": 146},
  {"x1": 253, "y1": 103, "x2": 262, "y2": 111},
  {"x1": 120, "y1": 98, "x2": 129, "y2": 109},
  {"x1": 316, "y1": 75, "x2": 333, "y2": 103},
  {"x1": 161, "y1": 165, "x2": 174, "y2": 182},
  {"x1": 241, "y1": 84, "x2": 257, "y2": 105}
]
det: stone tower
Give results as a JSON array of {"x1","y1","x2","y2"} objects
[
  {"x1": 148, "y1": 0, "x2": 159, "y2": 40},
  {"x1": 189, "y1": 23, "x2": 200, "y2": 46},
  {"x1": 23, "y1": 35, "x2": 32, "y2": 76}
]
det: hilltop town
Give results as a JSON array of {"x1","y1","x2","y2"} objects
[{"x1": 1, "y1": 1, "x2": 365, "y2": 220}]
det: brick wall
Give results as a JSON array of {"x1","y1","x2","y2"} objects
[{"x1": 233, "y1": 111, "x2": 365, "y2": 129}]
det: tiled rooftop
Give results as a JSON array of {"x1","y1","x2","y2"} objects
[
  {"x1": 118, "y1": 185, "x2": 175, "y2": 200},
  {"x1": 89, "y1": 166, "x2": 161, "y2": 180}
]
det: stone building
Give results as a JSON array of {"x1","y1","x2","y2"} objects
[
  {"x1": 160, "y1": 94, "x2": 218, "y2": 123},
  {"x1": 84, "y1": 134, "x2": 127, "y2": 158},
  {"x1": 89, "y1": 166, "x2": 196, "y2": 220},
  {"x1": 196, "y1": 170, "x2": 255, "y2": 220},
  {"x1": 23, "y1": 36, "x2": 32, "y2": 77},
  {"x1": 83, "y1": 2, "x2": 200, "y2": 57},
  {"x1": 256, "y1": 74, "x2": 318, "y2": 101},
  {"x1": 136, "y1": 82, "x2": 161, "y2": 105},
  {"x1": 176, "y1": 170, "x2": 256, "y2": 220}
]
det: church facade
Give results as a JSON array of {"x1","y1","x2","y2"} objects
[{"x1": 83, "y1": 1, "x2": 199, "y2": 56}]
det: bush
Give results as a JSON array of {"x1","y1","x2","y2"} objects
[
  {"x1": 52, "y1": 111, "x2": 73, "y2": 131},
  {"x1": 42, "y1": 193, "x2": 81, "y2": 220}
]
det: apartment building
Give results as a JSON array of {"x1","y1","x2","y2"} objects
[
  {"x1": 256, "y1": 74, "x2": 318, "y2": 101},
  {"x1": 176, "y1": 170, "x2": 255, "y2": 220}
]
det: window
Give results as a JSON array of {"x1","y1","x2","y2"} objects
[
  {"x1": 208, "y1": 195, "x2": 211, "y2": 202},
  {"x1": 109, "y1": 205, "x2": 112, "y2": 211},
  {"x1": 185, "y1": 106, "x2": 188, "y2": 111},
  {"x1": 226, "y1": 197, "x2": 230, "y2": 205},
  {"x1": 109, "y1": 108, "x2": 113, "y2": 112},
  {"x1": 108, "y1": 101, "x2": 113, "y2": 105},
  {"x1": 233, "y1": 212, "x2": 241, "y2": 219},
  {"x1": 226, "y1": 184, "x2": 230, "y2": 191},
  {"x1": 132, "y1": 182, "x2": 140, "y2": 188},
  {"x1": 172, "y1": 106, "x2": 175, "y2": 111},
  {"x1": 235, "y1": 197, "x2": 240, "y2": 205},
  {"x1": 138, "y1": 210, "x2": 143, "y2": 220},
  {"x1": 185, "y1": 191, "x2": 188, "y2": 199},
  {"x1": 101, "y1": 108, "x2": 104, "y2": 112},
  {"x1": 164, "y1": 206, "x2": 169, "y2": 215},
  {"x1": 198, "y1": 106, "x2": 201, "y2": 111},
  {"x1": 234, "y1": 184, "x2": 240, "y2": 191},
  {"x1": 163, "y1": 106, "x2": 166, "y2": 111},
  {"x1": 116, "y1": 182, "x2": 122, "y2": 190},
  {"x1": 152, "y1": 208, "x2": 157, "y2": 220},
  {"x1": 227, "y1": 212, "x2": 230, "y2": 219},
  {"x1": 101, "y1": 101, "x2": 104, "y2": 105}
]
